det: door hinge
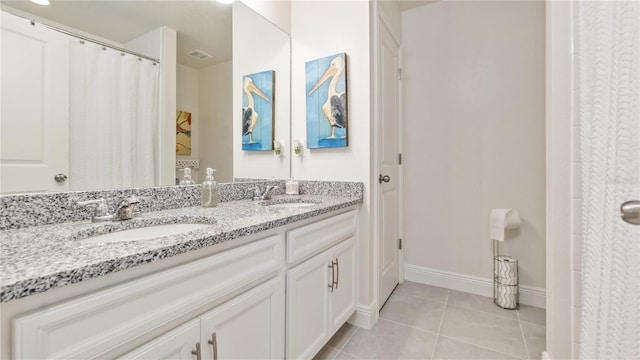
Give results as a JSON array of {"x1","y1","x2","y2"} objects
[
  {"x1": 398, "y1": 153, "x2": 403, "y2": 165},
  {"x1": 397, "y1": 68, "x2": 402, "y2": 80},
  {"x1": 399, "y1": 238, "x2": 403, "y2": 250}
]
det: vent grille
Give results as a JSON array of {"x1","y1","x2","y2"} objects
[{"x1": 187, "y1": 49, "x2": 212, "y2": 61}]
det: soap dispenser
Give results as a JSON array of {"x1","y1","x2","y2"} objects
[
  {"x1": 179, "y1": 168, "x2": 195, "y2": 185},
  {"x1": 286, "y1": 178, "x2": 299, "y2": 195},
  {"x1": 201, "y1": 168, "x2": 218, "y2": 207}
]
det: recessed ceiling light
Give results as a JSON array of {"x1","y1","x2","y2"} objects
[
  {"x1": 30, "y1": 0, "x2": 50, "y2": 5},
  {"x1": 216, "y1": 0, "x2": 235, "y2": 4}
]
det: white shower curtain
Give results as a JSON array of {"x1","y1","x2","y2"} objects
[
  {"x1": 578, "y1": 1, "x2": 640, "y2": 359},
  {"x1": 69, "y1": 40, "x2": 159, "y2": 190}
]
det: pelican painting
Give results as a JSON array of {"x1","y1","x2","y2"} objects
[
  {"x1": 242, "y1": 70, "x2": 274, "y2": 151},
  {"x1": 306, "y1": 53, "x2": 348, "y2": 148}
]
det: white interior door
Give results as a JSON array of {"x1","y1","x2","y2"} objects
[
  {"x1": 1, "y1": 11, "x2": 69, "y2": 193},
  {"x1": 377, "y1": 21, "x2": 401, "y2": 310}
]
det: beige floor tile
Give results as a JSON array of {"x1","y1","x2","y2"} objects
[
  {"x1": 328, "y1": 323, "x2": 358, "y2": 349},
  {"x1": 341, "y1": 318, "x2": 437, "y2": 359},
  {"x1": 335, "y1": 351, "x2": 360, "y2": 359},
  {"x1": 313, "y1": 345, "x2": 339, "y2": 360},
  {"x1": 521, "y1": 322, "x2": 546, "y2": 360},
  {"x1": 447, "y1": 290, "x2": 518, "y2": 319},
  {"x1": 518, "y1": 305, "x2": 546, "y2": 326},
  {"x1": 380, "y1": 292, "x2": 445, "y2": 333},
  {"x1": 439, "y1": 306, "x2": 528, "y2": 358},
  {"x1": 433, "y1": 336, "x2": 520, "y2": 359},
  {"x1": 394, "y1": 281, "x2": 449, "y2": 304}
]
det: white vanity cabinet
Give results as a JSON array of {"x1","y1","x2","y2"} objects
[
  {"x1": 7, "y1": 206, "x2": 359, "y2": 360},
  {"x1": 120, "y1": 319, "x2": 201, "y2": 360},
  {"x1": 122, "y1": 276, "x2": 284, "y2": 360},
  {"x1": 11, "y1": 234, "x2": 283, "y2": 359},
  {"x1": 285, "y1": 210, "x2": 358, "y2": 359}
]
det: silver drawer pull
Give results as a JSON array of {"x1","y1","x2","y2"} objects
[
  {"x1": 192, "y1": 342, "x2": 201, "y2": 360},
  {"x1": 328, "y1": 262, "x2": 335, "y2": 292},
  {"x1": 207, "y1": 332, "x2": 218, "y2": 360}
]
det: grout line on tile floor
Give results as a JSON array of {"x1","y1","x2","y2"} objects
[
  {"x1": 519, "y1": 319, "x2": 545, "y2": 327},
  {"x1": 376, "y1": 316, "x2": 440, "y2": 336},
  {"x1": 393, "y1": 290, "x2": 449, "y2": 305},
  {"x1": 516, "y1": 308, "x2": 531, "y2": 360},
  {"x1": 437, "y1": 334, "x2": 522, "y2": 360},
  {"x1": 445, "y1": 303, "x2": 520, "y2": 323},
  {"x1": 429, "y1": 289, "x2": 450, "y2": 360},
  {"x1": 335, "y1": 326, "x2": 359, "y2": 354}
]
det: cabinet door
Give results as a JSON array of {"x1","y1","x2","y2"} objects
[
  {"x1": 286, "y1": 250, "x2": 332, "y2": 359},
  {"x1": 119, "y1": 319, "x2": 200, "y2": 360},
  {"x1": 200, "y1": 276, "x2": 284, "y2": 360},
  {"x1": 330, "y1": 237, "x2": 357, "y2": 333}
]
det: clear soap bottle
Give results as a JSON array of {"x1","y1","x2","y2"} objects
[
  {"x1": 201, "y1": 168, "x2": 218, "y2": 207},
  {"x1": 179, "y1": 168, "x2": 195, "y2": 185}
]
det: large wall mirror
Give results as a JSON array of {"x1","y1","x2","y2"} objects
[{"x1": 0, "y1": 0, "x2": 291, "y2": 194}]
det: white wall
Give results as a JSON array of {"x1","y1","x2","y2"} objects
[
  {"x1": 290, "y1": 0, "x2": 373, "y2": 312},
  {"x1": 175, "y1": 61, "x2": 233, "y2": 184},
  {"x1": 199, "y1": 61, "x2": 233, "y2": 183},
  {"x1": 240, "y1": 0, "x2": 291, "y2": 35},
  {"x1": 176, "y1": 64, "x2": 200, "y2": 181},
  {"x1": 402, "y1": 1, "x2": 546, "y2": 290},
  {"x1": 233, "y1": 1, "x2": 291, "y2": 180}
]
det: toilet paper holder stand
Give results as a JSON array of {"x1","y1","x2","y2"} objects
[{"x1": 493, "y1": 240, "x2": 519, "y2": 310}]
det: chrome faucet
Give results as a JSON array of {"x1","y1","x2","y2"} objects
[
  {"x1": 253, "y1": 185, "x2": 280, "y2": 201},
  {"x1": 112, "y1": 196, "x2": 141, "y2": 221},
  {"x1": 77, "y1": 196, "x2": 141, "y2": 222}
]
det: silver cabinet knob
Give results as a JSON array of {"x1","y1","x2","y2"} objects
[
  {"x1": 54, "y1": 174, "x2": 68, "y2": 183},
  {"x1": 621, "y1": 200, "x2": 640, "y2": 225},
  {"x1": 379, "y1": 174, "x2": 390, "y2": 183}
]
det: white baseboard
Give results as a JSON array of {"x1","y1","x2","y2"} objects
[
  {"x1": 404, "y1": 264, "x2": 546, "y2": 309},
  {"x1": 348, "y1": 301, "x2": 377, "y2": 330}
]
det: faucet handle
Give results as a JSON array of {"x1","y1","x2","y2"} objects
[
  {"x1": 77, "y1": 198, "x2": 110, "y2": 220},
  {"x1": 253, "y1": 186, "x2": 262, "y2": 200}
]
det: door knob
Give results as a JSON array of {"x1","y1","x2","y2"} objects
[
  {"x1": 379, "y1": 174, "x2": 390, "y2": 183},
  {"x1": 621, "y1": 200, "x2": 640, "y2": 225},
  {"x1": 54, "y1": 174, "x2": 68, "y2": 183}
]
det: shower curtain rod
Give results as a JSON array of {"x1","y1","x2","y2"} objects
[{"x1": 10, "y1": 11, "x2": 161, "y2": 64}]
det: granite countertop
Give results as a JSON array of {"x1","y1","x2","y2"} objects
[{"x1": 0, "y1": 195, "x2": 361, "y2": 303}]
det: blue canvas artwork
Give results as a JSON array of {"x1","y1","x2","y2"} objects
[
  {"x1": 306, "y1": 53, "x2": 348, "y2": 149},
  {"x1": 242, "y1": 70, "x2": 274, "y2": 151}
]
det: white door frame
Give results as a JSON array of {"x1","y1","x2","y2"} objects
[
  {"x1": 372, "y1": 4, "x2": 404, "y2": 316},
  {"x1": 546, "y1": 0, "x2": 575, "y2": 358}
]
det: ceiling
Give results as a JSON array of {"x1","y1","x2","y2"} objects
[{"x1": 1, "y1": 0, "x2": 232, "y2": 69}]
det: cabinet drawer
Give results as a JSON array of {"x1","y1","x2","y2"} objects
[
  {"x1": 12, "y1": 235, "x2": 282, "y2": 360},
  {"x1": 286, "y1": 210, "x2": 357, "y2": 264}
]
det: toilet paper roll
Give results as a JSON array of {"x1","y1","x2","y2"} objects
[
  {"x1": 494, "y1": 283, "x2": 518, "y2": 309},
  {"x1": 490, "y1": 209, "x2": 521, "y2": 241},
  {"x1": 495, "y1": 255, "x2": 518, "y2": 286}
]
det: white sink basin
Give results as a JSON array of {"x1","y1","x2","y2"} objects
[
  {"x1": 80, "y1": 223, "x2": 211, "y2": 245},
  {"x1": 267, "y1": 203, "x2": 316, "y2": 209}
]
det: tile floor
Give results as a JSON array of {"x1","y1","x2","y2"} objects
[{"x1": 314, "y1": 282, "x2": 545, "y2": 360}]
